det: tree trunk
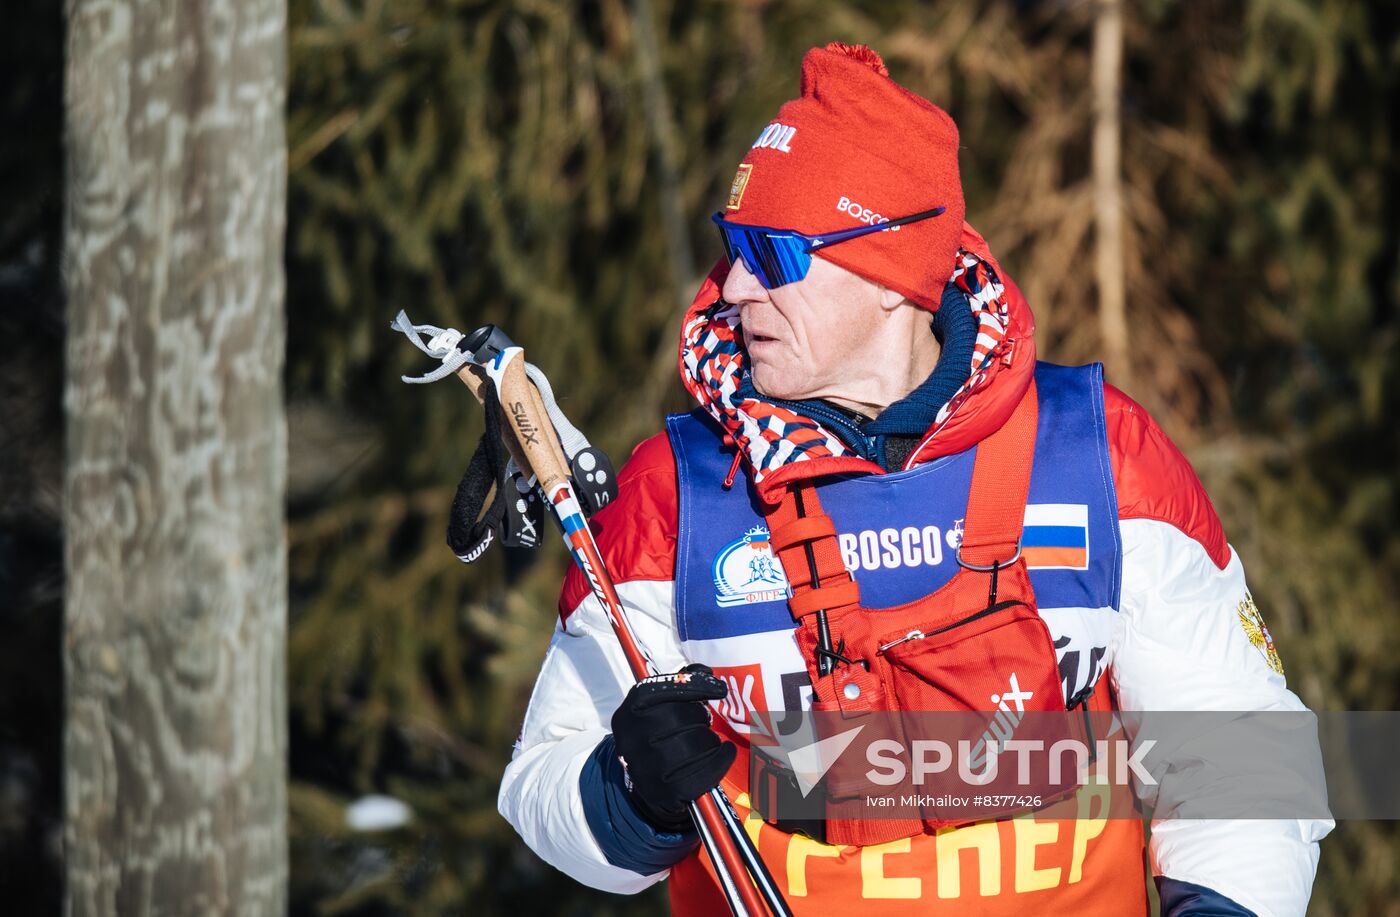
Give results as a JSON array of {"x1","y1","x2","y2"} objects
[
  {"x1": 63, "y1": 1, "x2": 288, "y2": 913},
  {"x1": 1092, "y1": 0, "x2": 1130, "y2": 386}
]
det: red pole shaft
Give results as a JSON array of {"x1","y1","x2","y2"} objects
[
  {"x1": 476, "y1": 350, "x2": 773, "y2": 916},
  {"x1": 569, "y1": 502, "x2": 769, "y2": 917},
  {"x1": 571, "y1": 533, "x2": 651, "y2": 680}
]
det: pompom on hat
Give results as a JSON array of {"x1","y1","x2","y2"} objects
[{"x1": 723, "y1": 43, "x2": 965, "y2": 312}]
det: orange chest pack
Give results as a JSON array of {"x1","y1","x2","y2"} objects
[{"x1": 761, "y1": 382, "x2": 1094, "y2": 845}]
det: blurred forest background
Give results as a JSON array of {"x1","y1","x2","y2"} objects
[{"x1": 3, "y1": 0, "x2": 1398, "y2": 914}]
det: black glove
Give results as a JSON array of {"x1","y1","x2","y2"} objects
[{"x1": 610, "y1": 663, "x2": 737, "y2": 832}]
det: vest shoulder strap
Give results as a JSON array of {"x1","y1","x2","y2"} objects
[
  {"x1": 765, "y1": 380, "x2": 1039, "y2": 616},
  {"x1": 958, "y1": 379, "x2": 1038, "y2": 568}
]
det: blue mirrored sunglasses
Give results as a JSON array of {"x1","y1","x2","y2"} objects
[{"x1": 711, "y1": 205, "x2": 945, "y2": 289}]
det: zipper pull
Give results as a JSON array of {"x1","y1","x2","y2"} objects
[
  {"x1": 720, "y1": 434, "x2": 743, "y2": 490},
  {"x1": 722, "y1": 450, "x2": 743, "y2": 490},
  {"x1": 879, "y1": 629, "x2": 925, "y2": 652}
]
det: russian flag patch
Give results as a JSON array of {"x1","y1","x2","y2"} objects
[{"x1": 1021, "y1": 503, "x2": 1090, "y2": 570}]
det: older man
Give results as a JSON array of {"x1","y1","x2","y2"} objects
[{"x1": 499, "y1": 43, "x2": 1328, "y2": 916}]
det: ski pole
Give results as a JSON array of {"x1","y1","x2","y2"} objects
[
  {"x1": 391, "y1": 316, "x2": 791, "y2": 917},
  {"x1": 473, "y1": 337, "x2": 788, "y2": 917}
]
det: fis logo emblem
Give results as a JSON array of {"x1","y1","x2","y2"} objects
[{"x1": 752, "y1": 122, "x2": 796, "y2": 153}]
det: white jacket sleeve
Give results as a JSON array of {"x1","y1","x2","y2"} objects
[
  {"x1": 497, "y1": 579, "x2": 688, "y2": 894},
  {"x1": 1112, "y1": 518, "x2": 1333, "y2": 917}
]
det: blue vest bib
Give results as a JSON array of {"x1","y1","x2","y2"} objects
[{"x1": 667, "y1": 362, "x2": 1121, "y2": 723}]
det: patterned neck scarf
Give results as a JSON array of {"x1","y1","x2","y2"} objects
[{"x1": 679, "y1": 248, "x2": 1014, "y2": 488}]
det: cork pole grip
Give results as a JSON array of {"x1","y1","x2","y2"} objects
[
  {"x1": 522, "y1": 370, "x2": 573, "y2": 476},
  {"x1": 454, "y1": 365, "x2": 531, "y2": 475},
  {"x1": 490, "y1": 356, "x2": 573, "y2": 492}
]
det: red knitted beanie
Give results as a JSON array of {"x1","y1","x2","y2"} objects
[{"x1": 722, "y1": 43, "x2": 965, "y2": 312}]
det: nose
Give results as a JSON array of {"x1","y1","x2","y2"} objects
[{"x1": 721, "y1": 256, "x2": 769, "y2": 305}]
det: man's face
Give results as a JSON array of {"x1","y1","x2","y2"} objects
[{"x1": 722, "y1": 253, "x2": 889, "y2": 403}]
